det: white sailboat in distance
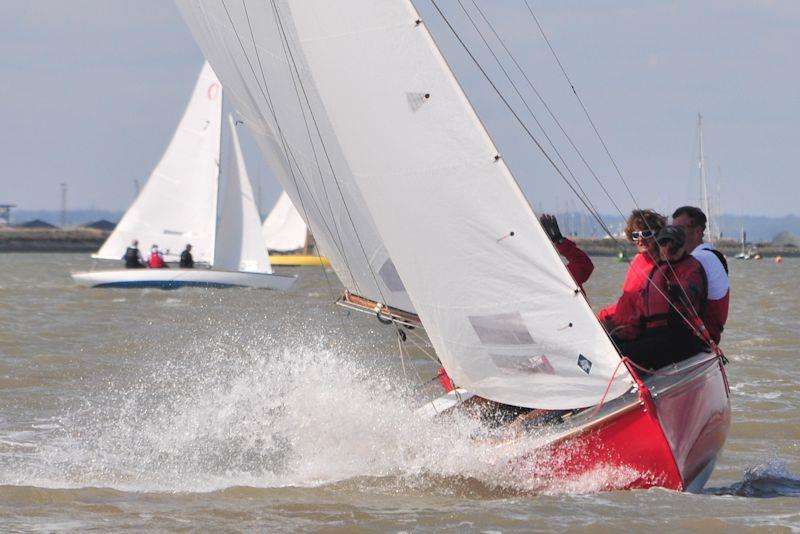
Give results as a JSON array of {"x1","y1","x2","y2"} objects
[
  {"x1": 262, "y1": 191, "x2": 330, "y2": 266},
  {"x1": 72, "y1": 62, "x2": 296, "y2": 290}
]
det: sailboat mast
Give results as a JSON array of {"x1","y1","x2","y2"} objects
[{"x1": 698, "y1": 113, "x2": 713, "y2": 245}]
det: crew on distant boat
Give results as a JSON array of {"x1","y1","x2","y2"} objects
[
  {"x1": 179, "y1": 243, "x2": 195, "y2": 268},
  {"x1": 122, "y1": 239, "x2": 145, "y2": 269},
  {"x1": 539, "y1": 213, "x2": 593, "y2": 293},
  {"x1": 147, "y1": 244, "x2": 169, "y2": 269},
  {"x1": 610, "y1": 225, "x2": 709, "y2": 369},
  {"x1": 598, "y1": 209, "x2": 666, "y2": 336},
  {"x1": 671, "y1": 206, "x2": 730, "y2": 344}
]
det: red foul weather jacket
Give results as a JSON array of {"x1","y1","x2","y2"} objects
[
  {"x1": 612, "y1": 254, "x2": 708, "y2": 342},
  {"x1": 556, "y1": 238, "x2": 594, "y2": 292}
]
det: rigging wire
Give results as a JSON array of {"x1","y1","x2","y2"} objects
[
  {"x1": 523, "y1": 0, "x2": 638, "y2": 209},
  {"x1": 428, "y1": 0, "x2": 708, "y2": 351},
  {"x1": 454, "y1": 0, "x2": 617, "y2": 239},
  {"x1": 466, "y1": 0, "x2": 629, "y2": 224},
  {"x1": 521, "y1": 1, "x2": 708, "y2": 334},
  {"x1": 269, "y1": 0, "x2": 392, "y2": 306},
  {"x1": 269, "y1": 0, "x2": 422, "y2": 364},
  {"x1": 221, "y1": 0, "x2": 346, "y2": 315},
  {"x1": 262, "y1": 0, "x2": 357, "y2": 287},
  {"x1": 427, "y1": 0, "x2": 620, "y2": 243}
]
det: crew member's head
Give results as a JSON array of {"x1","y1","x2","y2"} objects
[
  {"x1": 185, "y1": 244, "x2": 192, "y2": 251},
  {"x1": 151, "y1": 244, "x2": 158, "y2": 253},
  {"x1": 656, "y1": 225, "x2": 687, "y2": 262},
  {"x1": 625, "y1": 209, "x2": 666, "y2": 258},
  {"x1": 671, "y1": 206, "x2": 706, "y2": 252},
  {"x1": 132, "y1": 239, "x2": 139, "y2": 247}
]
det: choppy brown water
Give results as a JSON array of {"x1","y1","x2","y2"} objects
[{"x1": 1, "y1": 253, "x2": 798, "y2": 531}]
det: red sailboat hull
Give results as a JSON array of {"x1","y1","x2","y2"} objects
[{"x1": 515, "y1": 354, "x2": 731, "y2": 491}]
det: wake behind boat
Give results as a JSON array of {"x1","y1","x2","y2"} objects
[{"x1": 72, "y1": 63, "x2": 296, "y2": 291}]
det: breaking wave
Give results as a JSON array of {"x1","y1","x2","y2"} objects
[{"x1": 705, "y1": 459, "x2": 800, "y2": 498}]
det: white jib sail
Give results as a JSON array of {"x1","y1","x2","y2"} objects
[
  {"x1": 214, "y1": 115, "x2": 273, "y2": 274},
  {"x1": 262, "y1": 191, "x2": 307, "y2": 252},
  {"x1": 96, "y1": 61, "x2": 221, "y2": 264},
  {"x1": 175, "y1": 1, "x2": 416, "y2": 314}
]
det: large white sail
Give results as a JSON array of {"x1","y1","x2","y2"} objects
[
  {"x1": 175, "y1": 1, "x2": 415, "y2": 313},
  {"x1": 96, "y1": 62, "x2": 221, "y2": 264},
  {"x1": 262, "y1": 191, "x2": 307, "y2": 252},
  {"x1": 176, "y1": 1, "x2": 630, "y2": 409},
  {"x1": 214, "y1": 115, "x2": 273, "y2": 274}
]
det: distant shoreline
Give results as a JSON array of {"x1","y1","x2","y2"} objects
[
  {"x1": 0, "y1": 227, "x2": 797, "y2": 257},
  {"x1": 0, "y1": 227, "x2": 109, "y2": 253}
]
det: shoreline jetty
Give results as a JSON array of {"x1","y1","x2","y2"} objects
[{"x1": 0, "y1": 227, "x2": 796, "y2": 257}]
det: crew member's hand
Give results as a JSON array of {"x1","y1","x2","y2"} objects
[{"x1": 539, "y1": 213, "x2": 564, "y2": 243}]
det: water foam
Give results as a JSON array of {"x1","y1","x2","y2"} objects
[{"x1": 2, "y1": 326, "x2": 642, "y2": 495}]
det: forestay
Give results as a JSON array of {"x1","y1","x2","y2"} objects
[
  {"x1": 262, "y1": 191, "x2": 307, "y2": 252},
  {"x1": 177, "y1": 0, "x2": 631, "y2": 409},
  {"x1": 95, "y1": 62, "x2": 221, "y2": 264},
  {"x1": 214, "y1": 115, "x2": 273, "y2": 274},
  {"x1": 175, "y1": 1, "x2": 415, "y2": 313}
]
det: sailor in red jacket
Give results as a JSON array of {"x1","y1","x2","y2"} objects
[
  {"x1": 539, "y1": 214, "x2": 593, "y2": 292},
  {"x1": 598, "y1": 209, "x2": 666, "y2": 330},
  {"x1": 611, "y1": 226, "x2": 709, "y2": 370},
  {"x1": 147, "y1": 244, "x2": 169, "y2": 269},
  {"x1": 672, "y1": 206, "x2": 729, "y2": 344}
]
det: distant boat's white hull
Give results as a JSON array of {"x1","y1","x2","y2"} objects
[{"x1": 71, "y1": 268, "x2": 297, "y2": 290}]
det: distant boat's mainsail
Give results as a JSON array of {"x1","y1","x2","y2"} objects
[
  {"x1": 96, "y1": 61, "x2": 222, "y2": 264},
  {"x1": 177, "y1": 1, "x2": 631, "y2": 409},
  {"x1": 262, "y1": 192, "x2": 307, "y2": 253},
  {"x1": 214, "y1": 115, "x2": 273, "y2": 274}
]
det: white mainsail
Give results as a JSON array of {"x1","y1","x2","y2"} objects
[
  {"x1": 176, "y1": 1, "x2": 631, "y2": 409},
  {"x1": 96, "y1": 61, "x2": 221, "y2": 264},
  {"x1": 262, "y1": 191, "x2": 307, "y2": 252},
  {"x1": 175, "y1": 1, "x2": 415, "y2": 314},
  {"x1": 214, "y1": 115, "x2": 273, "y2": 274}
]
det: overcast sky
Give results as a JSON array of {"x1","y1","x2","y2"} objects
[{"x1": 1, "y1": 0, "x2": 797, "y2": 218}]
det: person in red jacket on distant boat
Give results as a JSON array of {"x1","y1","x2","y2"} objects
[
  {"x1": 147, "y1": 244, "x2": 169, "y2": 269},
  {"x1": 671, "y1": 206, "x2": 729, "y2": 344},
  {"x1": 598, "y1": 209, "x2": 666, "y2": 337},
  {"x1": 539, "y1": 214, "x2": 593, "y2": 293},
  {"x1": 610, "y1": 225, "x2": 709, "y2": 370}
]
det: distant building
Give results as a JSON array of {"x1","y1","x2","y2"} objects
[{"x1": 17, "y1": 219, "x2": 57, "y2": 229}]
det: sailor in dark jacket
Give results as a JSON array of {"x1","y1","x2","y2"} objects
[
  {"x1": 123, "y1": 239, "x2": 145, "y2": 268},
  {"x1": 179, "y1": 244, "x2": 195, "y2": 268}
]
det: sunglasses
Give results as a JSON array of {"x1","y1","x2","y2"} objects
[{"x1": 630, "y1": 229, "x2": 655, "y2": 240}]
